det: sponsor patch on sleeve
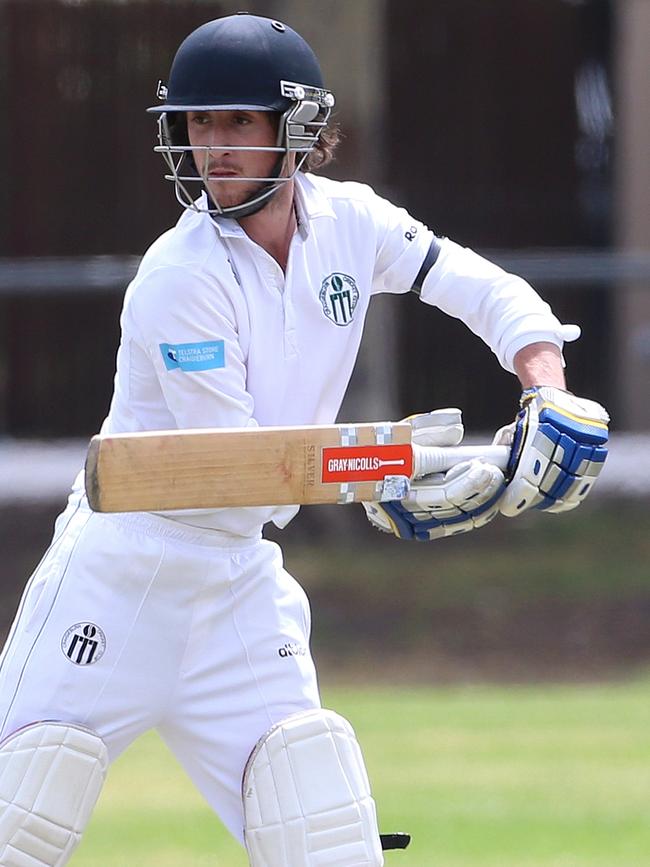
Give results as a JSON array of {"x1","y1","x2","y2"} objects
[{"x1": 159, "y1": 340, "x2": 225, "y2": 371}]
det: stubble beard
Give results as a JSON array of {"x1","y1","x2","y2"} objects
[{"x1": 207, "y1": 178, "x2": 270, "y2": 211}]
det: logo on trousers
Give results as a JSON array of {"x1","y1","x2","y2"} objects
[
  {"x1": 278, "y1": 642, "x2": 307, "y2": 658},
  {"x1": 61, "y1": 623, "x2": 106, "y2": 666}
]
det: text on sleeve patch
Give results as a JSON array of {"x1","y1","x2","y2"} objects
[{"x1": 159, "y1": 340, "x2": 226, "y2": 371}]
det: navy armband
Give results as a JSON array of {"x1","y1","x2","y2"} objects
[{"x1": 411, "y1": 236, "x2": 443, "y2": 295}]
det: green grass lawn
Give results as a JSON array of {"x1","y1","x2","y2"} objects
[{"x1": 76, "y1": 678, "x2": 650, "y2": 866}]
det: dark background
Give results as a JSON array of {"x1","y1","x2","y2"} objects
[{"x1": 0, "y1": 0, "x2": 614, "y2": 437}]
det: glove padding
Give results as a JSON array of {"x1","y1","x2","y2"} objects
[
  {"x1": 496, "y1": 386, "x2": 609, "y2": 516},
  {"x1": 362, "y1": 409, "x2": 506, "y2": 541}
]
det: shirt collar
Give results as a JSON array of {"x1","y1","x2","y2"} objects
[
  {"x1": 293, "y1": 173, "x2": 336, "y2": 238},
  {"x1": 205, "y1": 173, "x2": 336, "y2": 240}
]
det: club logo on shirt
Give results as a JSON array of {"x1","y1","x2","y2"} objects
[
  {"x1": 319, "y1": 273, "x2": 359, "y2": 326},
  {"x1": 61, "y1": 622, "x2": 106, "y2": 666}
]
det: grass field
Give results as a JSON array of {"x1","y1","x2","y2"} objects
[{"x1": 76, "y1": 678, "x2": 650, "y2": 866}]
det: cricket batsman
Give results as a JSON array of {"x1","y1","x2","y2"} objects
[{"x1": 0, "y1": 12, "x2": 609, "y2": 866}]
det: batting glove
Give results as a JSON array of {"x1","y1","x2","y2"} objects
[
  {"x1": 362, "y1": 409, "x2": 506, "y2": 541},
  {"x1": 496, "y1": 386, "x2": 609, "y2": 516}
]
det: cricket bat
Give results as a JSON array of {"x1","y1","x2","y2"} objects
[{"x1": 85, "y1": 422, "x2": 510, "y2": 513}]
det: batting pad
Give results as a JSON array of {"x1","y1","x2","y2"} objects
[
  {"x1": 0, "y1": 721, "x2": 108, "y2": 866},
  {"x1": 243, "y1": 709, "x2": 384, "y2": 867}
]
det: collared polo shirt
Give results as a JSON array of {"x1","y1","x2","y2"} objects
[{"x1": 85, "y1": 172, "x2": 576, "y2": 534}]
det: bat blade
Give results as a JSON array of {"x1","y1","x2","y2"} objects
[
  {"x1": 85, "y1": 424, "x2": 511, "y2": 513},
  {"x1": 85, "y1": 423, "x2": 415, "y2": 512}
]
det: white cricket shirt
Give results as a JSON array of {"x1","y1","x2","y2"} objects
[{"x1": 78, "y1": 172, "x2": 578, "y2": 535}]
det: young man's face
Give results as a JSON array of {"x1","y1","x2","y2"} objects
[{"x1": 186, "y1": 109, "x2": 280, "y2": 211}]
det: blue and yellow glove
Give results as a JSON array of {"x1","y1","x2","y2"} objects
[{"x1": 496, "y1": 386, "x2": 609, "y2": 515}]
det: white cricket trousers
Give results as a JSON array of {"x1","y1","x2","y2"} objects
[{"x1": 0, "y1": 496, "x2": 320, "y2": 841}]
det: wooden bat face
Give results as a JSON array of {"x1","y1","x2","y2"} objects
[
  {"x1": 85, "y1": 422, "x2": 510, "y2": 513},
  {"x1": 85, "y1": 422, "x2": 415, "y2": 512}
]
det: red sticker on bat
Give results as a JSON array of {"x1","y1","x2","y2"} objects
[{"x1": 321, "y1": 444, "x2": 413, "y2": 483}]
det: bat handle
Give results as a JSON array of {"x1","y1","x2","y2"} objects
[{"x1": 412, "y1": 443, "x2": 511, "y2": 477}]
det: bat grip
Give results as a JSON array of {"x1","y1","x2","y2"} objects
[{"x1": 412, "y1": 443, "x2": 511, "y2": 477}]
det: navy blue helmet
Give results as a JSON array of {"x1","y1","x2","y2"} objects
[{"x1": 148, "y1": 13, "x2": 335, "y2": 219}]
